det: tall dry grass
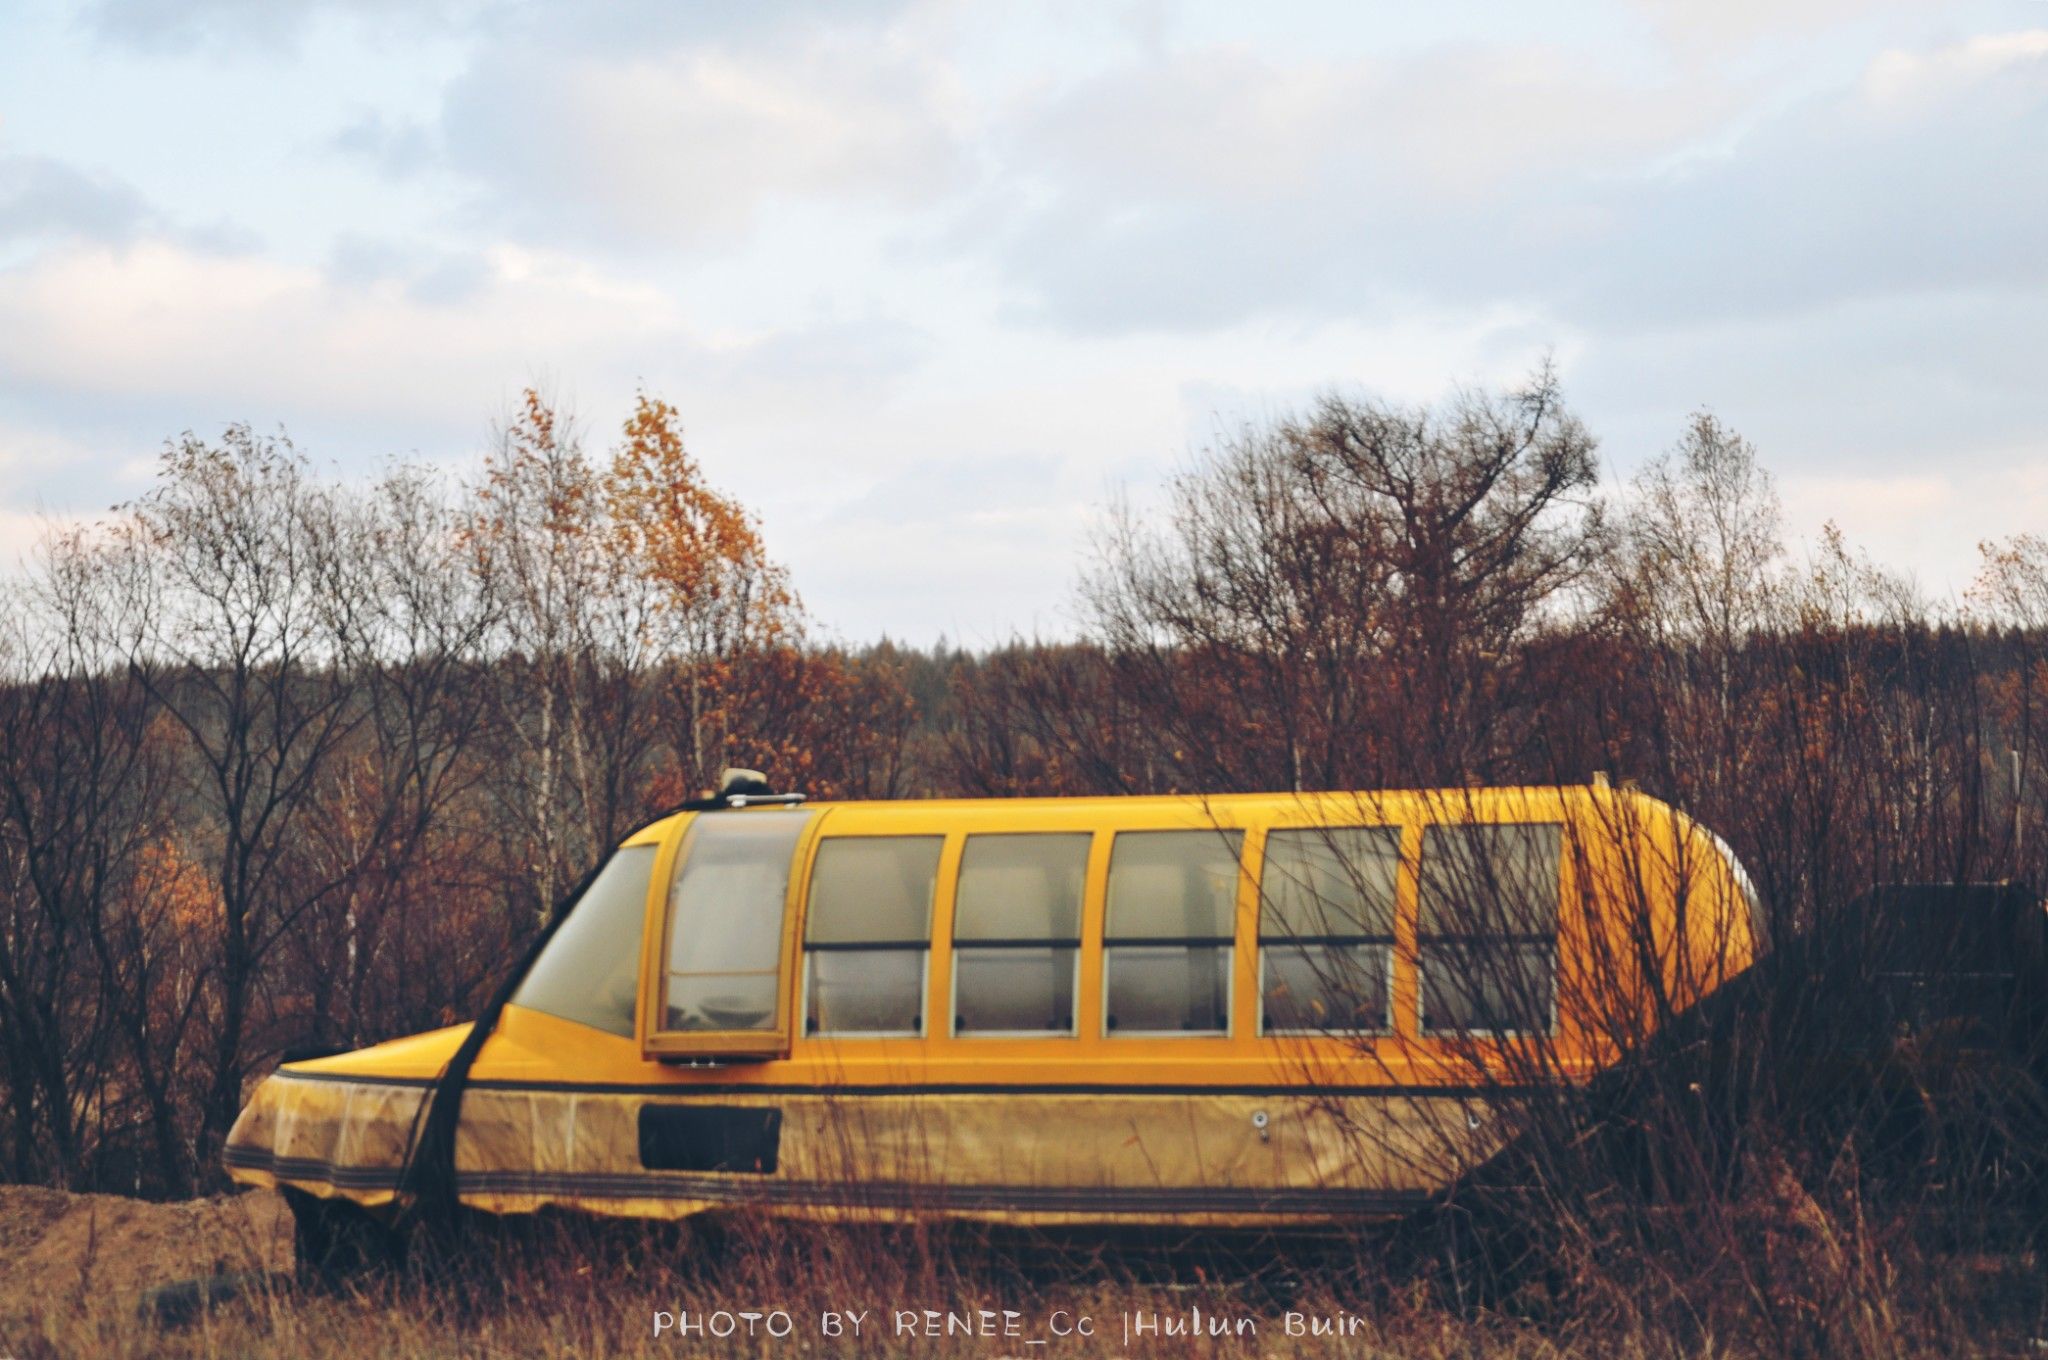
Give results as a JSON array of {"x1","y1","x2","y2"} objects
[{"x1": 3, "y1": 1198, "x2": 2038, "y2": 1360}]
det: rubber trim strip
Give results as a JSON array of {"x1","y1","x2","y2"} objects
[
  {"x1": 224, "y1": 1146, "x2": 1429, "y2": 1215},
  {"x1": 267, "y1": 1068, "x2": 1546, "y2": 1099}
]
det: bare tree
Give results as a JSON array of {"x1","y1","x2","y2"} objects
[
  {"x1": 278, "y1": 464, "x2": 505, "y2": 1046},
  {"x1": 1971, "y1": 533, "x2": 2048, "y2": 877},
  {"x1": 1600, "y1": 413, "x2": 1788, "y2": 826},
  {"x1": 1084, "y1": 365, "x2": 1604, "y2": 791},
  {"x1": 0, "y1": 528, "x2": 185, "y2": 1189},
  {"x1": 944, "y1": 643, "x2": 1144, "y2": 797},
  {"x1": 467, "y1": 391, "x2": 669, "y2": 920},
  {"x1": 115, "y1": 429, "x2": 371, "y2": 1176}
]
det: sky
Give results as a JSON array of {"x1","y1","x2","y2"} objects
[{"x1": 0, "y1": 0, "x2": 2043, "y2": 645}]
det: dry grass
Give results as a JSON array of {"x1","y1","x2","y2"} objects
[{"x1": 0, "y1": 1187, "x2": 2037, "y2": 1360}]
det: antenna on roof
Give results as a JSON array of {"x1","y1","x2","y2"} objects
[{"x1": 684, "y1": 767, "x2": 807, "y2": 811}]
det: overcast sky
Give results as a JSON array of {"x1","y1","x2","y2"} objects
[{"x1": 0, "y1": 0, "x2": 2042, "y2": 644}]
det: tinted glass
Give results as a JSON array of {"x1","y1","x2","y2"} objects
[
  {"x1": 1421, "y1": 941, "x2": 1556, "y2": 1034},
  {"x1": 512, "y1": 845, "x2": 656, "y2": 1037},
  {"x1": 1262, "y1": 943, "x2": 1391, "y2": 1033},
  {"x1": 806, "y1": 949, "x2": 926, "y2": 1034},
  {"x1": 954, "y1": 834, "x2": 1088, "y2": 942},
  {"x1": 806, "y1": 837, "x2": 943, "y2": 944},
  {"x1": 1105, "y1": 944, "x2": 1230, "y2": 1033},
  {"x1": 663, "y1": 812, "x2": 812, "y2": 1033},
  {"x1": 1261, "y1": 827, "x2": 1399, "y2": 938},
  {"x1": 954, "y1": 947, "x2": 1078, "y2": 1034},
  {"x1": 1105, "y1": 830, "x2": 1243, "y2": 939},
  {"x1": 1418, "y1": 824, "x2": 1561, "y2": 937}
]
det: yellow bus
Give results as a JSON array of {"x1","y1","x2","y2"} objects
[{"x1": 224, "y1": 779, "x2": 1759, "y2": 1238}]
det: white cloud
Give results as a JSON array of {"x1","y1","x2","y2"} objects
[
  {"x1": 1011, "y1": 41, "x2": 1724, "y2": 208},
  {"x1": 0, "y1": 240, "x2": 678, "y2": 426},
  {"x1": 424, "y1": 25, "x2": 966, "y2": 250},
  {"x1": 0, "y1": 232, "x2": 937, "y2": 505},
  {"x1": 1624, "y1": 0, "x2": 1942, "y2": 56},
  {"x1": 80, "y1": 0, "x2": 485, "y2": 53},
  {"x1": 974, "y1": 15, "x2": 2048, "y2": 341},
  {"x1": 1862, "y1": 28, "x2": 2048, "y2": 103}
]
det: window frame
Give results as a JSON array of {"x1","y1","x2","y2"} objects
[
  {"x1": 1100, "y1": 828, "x2": 1245, "y2": 1040},
  {"x1": 949, "y1": 947, "x2": 1081, "y2": 1039},
  {"x1": 799, "y1": 833, "x2": 946, "y2": 1040},
  {"x1": 1415, "y1": 821, "x2": 1563, "y2": 1040},
  {"x1": 947, "y1": 831, "x2": 1092, "y2": 1039},
  {"x1": 1418, "y1": 938, "x2": 1559, "y2": 1039},
  {"x1": 1258, "y1": 941, "x2": 1397, "y2": 1038},
  {"x1": 638, "y1": 809, "x2": 820, "y2": 1062},
  {"x1": 1255, "y1": 825, "x2": 1401, "y2": 1038}
]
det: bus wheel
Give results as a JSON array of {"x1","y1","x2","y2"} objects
[{"x1": 284, "y1": 1188, "x2": 405, "y2": 1286}]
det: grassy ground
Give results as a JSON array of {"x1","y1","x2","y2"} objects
[{"x1": 0, "y1": 1186, "x2": 2037, "y2": 1359}]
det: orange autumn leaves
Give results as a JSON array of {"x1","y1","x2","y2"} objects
[
  {"x1": 608, "y1": 392, "x2": 794, "y2": 650},
  {"x1": 473, "y1": 387, "x2": 904, "y2": 807}
]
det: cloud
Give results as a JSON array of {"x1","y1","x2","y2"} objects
[
  {"x1": 1570, "y1": 284, "x2": 2048, "y2": 476},
  {"x1": 970, "y1": 40, "x2": 1733, "y2": 333},
  {"x1": 0, "y1": 240, "x2": 661, "y2": 425},
  {"x1": 1566, "y1": 30, "x2": 2048, "y2": 326},
  {"x1": 971, "y1": 26, "x2": 2048, "y2": 340},
  {"x1": 727, "y1": 318, "x2": 932, "y2": 393},
  {"x1": 321, "y1": 2, "x2": 962, "y2": 252},
  {"x1": 505, "y1": 0, "x2": 925, "y2": 54},
  {"x1": 80, "y1": 0, "x2": 925, "y2": 60},
  {"x1": 1624, "y1": 0, "x2": 1946, "y2": 57},
  {"x1": 79, "y1": 0, "x2": 481, "y2": 53},
  {"x1": 0, "y1": 236, "x2": 932, "y2": 469},
  {"x1": 1862, "y1": 28, "x2": 2048, "y2": 101},
  {"x1": 420, "y1": 28, "x2": 965, "y2": 250},
  {"x1": 1012, "y1": 42, "x2": 1715, "y2": 208},
  {"x1": 0, "y1": 154, "x2": 154, "y2": 247},
  {"x1": 330, "y1": 111, "x2": 437, "y2": 177}
]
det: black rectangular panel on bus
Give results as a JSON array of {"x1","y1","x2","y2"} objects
[{"x1": 638, "y1": 1104, "x2": 783, "y2": 1174}]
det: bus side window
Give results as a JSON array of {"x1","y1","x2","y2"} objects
[
  {"x1": 952, "y1": 833, "x2": 1089, "y2": 1036},
  {"x1": 803, "y1": 836, "x2": 943, "y2": 1036},
  {"x1": 1417, "y1": 824, "x2": 1561, "y2": 1036},
  {"x1": 1259, "y1": 827, "x2": 1398, "y2": 1035},
  {"x1": 1103, "y1": 829, "x2": 1243, "y2": 1036},
  {"x1": 514, "y1": 844, "x2": 659, "y2": 1037}
]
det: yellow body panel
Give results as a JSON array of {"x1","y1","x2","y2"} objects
[{"x1": 225, "y1": 786, "x2": 1757, "y2": 1229}]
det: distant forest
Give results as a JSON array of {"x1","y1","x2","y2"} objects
[{"x1": 4, "y1": 367, "x2": 2046, "y2": 1197}]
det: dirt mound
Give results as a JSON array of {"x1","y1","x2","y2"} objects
[{"x1": 0, "y1": 1185, "x2": 292, "y2": 1324}]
